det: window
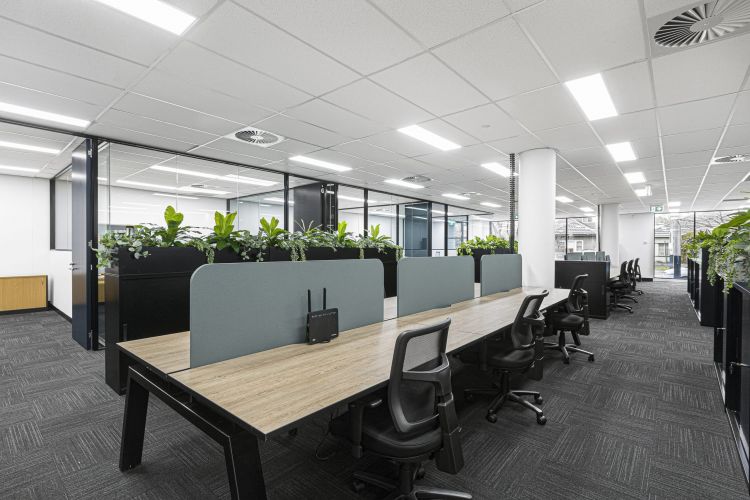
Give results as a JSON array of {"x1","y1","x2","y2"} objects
[{"x1": 53, "y1": 167, "x2": 72, "y2": 249}]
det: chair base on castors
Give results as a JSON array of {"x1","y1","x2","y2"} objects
[
  {"x1": 352, "y1": 462, "x2": 472, "y2": 500},
  {"x1": 464, "y1": 371, "x2": 546, "y2": 425}
]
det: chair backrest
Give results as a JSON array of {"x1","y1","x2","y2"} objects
[
  {"x1": 509, "y1": 290, "x2": 549, "y2": 350},
  {"x1": 627, "y1": 259, "x2": 634, "y2": 274},
  {"x1": 635, "y1": 257, "x2": 641, "y2": 273},
  {"x1": 566, "y1": 274, "x2": 588, "y2": 312},
  {"x1": 619, "y1": 261, "x2": 628, "y2": 279},
  {"x1": 388, "y1": 318, "x2": 463, "y2": 473}
]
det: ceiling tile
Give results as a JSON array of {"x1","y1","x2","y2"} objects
[
  {"x1": 88, "y1": 122, "x2": 198, "y2": 153},
  {"x1": 603, "y1": 62, "x2": 655, "y2": 114},
  {"x1": 157, "y1": 42, "x2": 310, "y2": 112},
  {"x1": 371, "y1": 53, "x2": 488, "y2": 116},
  {"x1": 96, "y1": 108, "x2": 219, "y2": 146},
  {"x1": 561, "y1": 147, "x2": 612, "y2": 167},
  {"x1": 189, "y1": 2, "x2": 358, "y2": 95},
  {"x1": 132, "y1": 70, "x2": 274, "y2": 126},
  {"x1": 284, "y1": 99, "x2": 386, "y2": 139},
  {"x1": 0, "y1": 17, "x2": 146, "y2": 89},
  {"x1": 443, "y1": 104, "x2": 523, "y2": 142},
  {"x1": 323, "y1": 79, "x2": 433, "y2": 128},
  {"x1": 652, "y1": 33, "x2": 750, "y2": 106},
  {"x1": 0, "y1": 82, "x2": 101, "y2": 124},
  {"x1": 372, "y1": 0, "x2": 510, "y2": 47},
  {"x1": 721, "y1": 124, "x2": 750, "y2": 149},
  {"x1": 415, "y1": 119, "x2": 479, "y2": 147},
  {"x1": 515, "y1": 0, "x2": 646, "y2": 79},
  {"x1": 366, "y1": 130, "x2": 440, "y2": 157},
  {"x1": 535, "y1": 123, "x2": 600, "y2": 151},
  {"x1": 662, "y1": 128, "x2": 723, "y2": 155},
  {"x1": 731, "y1": 91, "x2": 750, "y2": 126},
  {"x1": 433, "y1": 18, "x2": 557, "y2": 100},
  {"x1": 113, "y1": 93, "x2": 242, "y2": 136},
  {"x1": 238, "y1": 0, "x2": 421, "y2": 74},
  {"x1": 658, "y1": 94, "x2": 735, "y2": 135},
  {"x1": 251, "y1": 114, "x2": 349, "y2": 148},
  {"x1": 498, "y1": 84, "x2": 585, "y2": 131},
  {"x1": 592, "y1": 109, "x2": 658, "y2": 143},
  {"x1": 643, "y1": 0, "x2": 695, "y2": 17},
  {"x1": 332, "y1": 140, "x2": 404, "y2": 163},
  {"x1": 488, "y1": 133, "x2": 544, "y2": 154},
  {"x1": 504, "y1": 0, "x2": 545, "y2": 13},
  {"x1": 664, "y1": 150, "x2": 713, "y2": 169}
]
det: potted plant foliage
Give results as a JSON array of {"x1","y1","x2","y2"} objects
[{"x1": 456, "y1": 235, "x2": 515, "y2": 282}]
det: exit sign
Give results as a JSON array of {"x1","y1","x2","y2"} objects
[{"x1": 650, "y1": 204, "x2": 664, "y2": 213}]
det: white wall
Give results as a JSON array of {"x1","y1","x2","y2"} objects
[
  {"x1": 619, "y1": 213, "x2": 655, "y2": 279},
  {"x1": 0, "y1": 174, "x2": 50, "y2": 277},
  {"x1": 600, "y1": 203, "x2": 620, "y2": 265},
  {"x1": 49, "y1": 250, "x2": 72, "y2": 317}
]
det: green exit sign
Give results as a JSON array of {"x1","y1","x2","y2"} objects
[{"x1": 650, "y1": 204, "x2": 664, "y2": 213}]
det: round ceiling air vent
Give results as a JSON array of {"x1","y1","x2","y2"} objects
[
  {"x1": 230, "y1": 127, "x2": 284, "y2": 147},
  {"x1": 401, "y1": 175, "x2": 432, "y2": 183},
  {"x1": 713, "y1": 153, "x2": 750, "y2": 164},
  {"x1": 654, "y1": 0, "x2": 750, "y2": 48}
]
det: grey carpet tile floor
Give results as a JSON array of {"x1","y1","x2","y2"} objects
[{"x1": 1, "y1": 280, "x2": 748, "y2": 499}]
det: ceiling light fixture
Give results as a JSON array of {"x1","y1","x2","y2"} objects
[
  {"x1": 580, "y1": 207, "x2": 594, "y2": 212},
  {"x1": 153, "y1": 192, "x2": 199, "y2": 200},
  {"x1": 116, "y1": 179, "x2": 228, "y2": 195},
  {"x1": 442, "y1": 193, "x2": 470, "y2": 201},
  {"x1": 289, "y1": 155, "x2": 352, "y2": 172},
  {"x1": 91, "y1": 0, "x2": 196, "y2": 35},
  {"x1": 480, "y1": 201, "x2": 502, "y2": 208},
  {"x1": 385, "y1": 178, "x2": 425, "y2": 189},
  {"x1": 624, "y1": 171, "x2": 646, "y2": 184},
  {"x1": 397, "y1": 125, "x2": 461, "y2": 151},
  {"x1": 481, "y1": 161, "x2": 511, "y2": 177},
  {"x1": 0, "y1": 101, "x2": 90, "y2": 128},
  {"x1": 222, "y1": 173, "x2": 278, "y2": 187},
  {"x1": 555, "y1": 196, "x2": 573, "y2": 203},
  {"x1": 668, "y1": 201, "x2": 681, "y2": 207},
  {"x1": 0, "y1": 165, "x2": 38, "y2": 173},
  {"x1": 337, "y1": 194, "x2": 378, "y2": 204},
  {"x1": 264, "y1": 197, "x2": 294, "y2": 205},
  {"x1": 150, "y1": 165, "x2": 277, "y2": 186},
  {"x1": 0, "y1": 140, "x2": 60, "y2": 155},
  {"x1": 606, "y1": 142, "x2": 637, "y2": 162},
  {"x1": 635, "y1": 185, "x2": 652, "y2": 197},
  {"x1": 564, "y1": 73, "x2": 618, "y2": 121}
]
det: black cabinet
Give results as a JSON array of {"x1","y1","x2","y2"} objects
[{"x1": 554, "y1": 260, "x2": 610, "y2": 319}]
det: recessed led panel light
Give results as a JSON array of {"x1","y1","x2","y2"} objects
[
  {"x1": 480, "y1": 201, "x2": 502, "y2": 208},
  {"x1": 222, "y1": 173, "x2": 278, "y2": 187},
  {"x1": 635, "y1": 185, "x2": 652, "y2": 197},
  {"x1": 623, "y1": 171, "x2": 646, "y2": 184},
  {"x1": 289, "y1": 155, "x2": 352, "y2": 172},
  {"x1": 580, "y1": 207, "x2": 594, "y2": 212},
  {"x1": 0, "y1": 101, "x2": 90, "y2": 128},
  {"x1": 117, "y1": 179, "x2": 227, "y2": 195},
  {"x1": 481, "y1": 162, "x2": 510, "y2": 177},
  {"x1": 151, "y1": 165, "x2": 277, "y2": 186},
  {"x1": 397, "y1": 125, "x2": 461, "y2": 151},
  {"x1": 564, "y1": 73, "x2": 618, "y2": 121},
  {"x1": 92, "y1": 0, "x2": 196, "y2": 35},
  {"x1": 264, "y1": 197, "x2": 294, "y2": 205},
  {"x1": 337, "y1": 194, "x2": 378, "y2": 204},
  {"x1": 606, "y1": 142, "x2": 637, "y2": 162},
  {"x1": 385, "y1": 178, "x2": 425, "y2": 189},
  {"x1": 443, "y1": 193, "x2": 470, "y2": 201},
  {"x1": 0, "y1": 140, "x2": 60, "y2": 154},
  {"x1": 153, "y1": 192, "x2": 199, "y2": 200},
  {"x1": 0, "y1": 165, "x2": 38, "y2": 173},
  {"x1": 668, "y1": 201, "x2": 681, "y2": 207},
  {"x1": 555, "y1": 196, "x2": 573, "y2": 203}
]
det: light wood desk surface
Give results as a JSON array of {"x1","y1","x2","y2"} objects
[{"x1": 119, "y1": 287, "x2": 568, "y2": 438}]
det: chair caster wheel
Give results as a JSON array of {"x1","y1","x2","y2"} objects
[
  {"x1": 537, "y1": 415, "x2": 547, "y2": 425},
  {"x1": 588, "y1": 354, "x2": 595, "y2": 362},
  {"x1": 416, "y1": 465, "x2": 426, "y2": 480},
  {"x1": 352, "y1": 480, "x2": 365, "y2": 493},
  {"x1": 486, "y1": 413, "x2": 497, "y2": 423},
  {"x1": 534, "y1": 395, "x2": 543, "y2": 404},
  {"x1": 563, "y1": 357, "x2": 570, "y2": 364}
]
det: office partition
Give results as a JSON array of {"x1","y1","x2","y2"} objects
[
  {"x1": 479, "y1": 254, "x2": 522, "y2": 296},
  {"x1": 190, "y1": 260, "x2": 384, "y2": 367},
  {"x1": 397, "y1": 256, "x2": 474, "y2": 316}
]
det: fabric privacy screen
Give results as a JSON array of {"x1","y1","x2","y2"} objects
[
  {"x1": 479, "y1": 254, "x2": 523, "y2": 296},
  {"x1": 397, "y1": 256, "x2": 474, "y2": 317},
  {"x1": 189, "y1": 260, "x2": 384, "y2": 367}
]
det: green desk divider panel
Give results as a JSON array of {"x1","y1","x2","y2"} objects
[
  {"x1": 397, "y1": 256, "x2": 474, "y2": 317},
  {"x1": 565, "y1": 252, "x2": 582, "y2": 261},
  {"x1": 189, "y1": 260, "x2": 384, "y2": 367},
  {"x1": 595, "y1": 251, "x2": 605, "y2": 260},
  {"x1": 582, "y1": 252, "x2": 596, "y2": 261},
  {"x1": 480, "y1": 254, "x2": 523, "y2": 296}
]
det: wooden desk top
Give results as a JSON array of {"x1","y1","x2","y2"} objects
[{"x1": 120, "y1": 287, "x2": 568, "y2": 438}]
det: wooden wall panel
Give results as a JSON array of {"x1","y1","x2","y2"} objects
[{"x1": 0, "y1": 275, "x2": 48, "y2": 312}]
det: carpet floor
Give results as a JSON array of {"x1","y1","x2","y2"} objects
[{"x1": 0, "y1": 280, "x2": 747, "y2": 499}]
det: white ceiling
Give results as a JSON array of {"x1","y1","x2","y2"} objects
[{"x1": 0, "y1": 0, "x2": 749, "y2": 217}]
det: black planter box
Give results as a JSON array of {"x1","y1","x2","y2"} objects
[
  {"x1": 470, "y1": 248, "x2": 511, "y2": 283},
  {"x1": 364, "y1": 248, "x2": 398, "y2": 298}
]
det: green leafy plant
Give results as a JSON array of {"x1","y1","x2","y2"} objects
[
  {"x1": 456, "y1": 235, "x2": 511, "y2": 256},
  {"x1": 157, "y1": 205, "x2": 185, "y2": 246},
  {"x1": 259, "y1": 216, "x2": 286, "y2": 246},
  {"x1": 358, "y1": 224, "x2": 403, "y2": 260},
  {"x1": 211, "y1": 211, "x2": 238, "y2": 251}
]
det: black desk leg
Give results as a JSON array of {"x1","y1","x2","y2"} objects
[
  {"x1": 119, "y1": 372, "x2": 149, "y2": 471},
  {"x1": 224, "y1": 431, "x2": 267, "y2": 500}
]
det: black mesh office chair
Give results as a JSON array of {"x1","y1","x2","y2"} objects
[
  {"x1": 629, "y1": 259, "x2": 643, "y2": 295},
  {"x1": 634, "y1": 257, "x2": 643, "y2": 282},
  {"x1": 463, "y1": 291, "x2": 549, "y2": 425},
  {"x1": 330, "y1": 319, "x2": 471, "y2": 500},
  {"x1": 607, "y1": 262, "x2": 634, "y2": 313},
  {"x1": 546, "y1": 274, "x2": 594, "y2": 364}
]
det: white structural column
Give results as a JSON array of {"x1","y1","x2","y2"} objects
[
  {"x1": 518, "y1": 148, "x2": 556, "y2": 288},
  {"x1": 599, "y1": 203, "x2": 620, "y2": 265}
]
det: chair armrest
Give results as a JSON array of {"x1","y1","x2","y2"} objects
[{"x1": 348, "y1": 397, "x2": 382, "y2": 458}]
